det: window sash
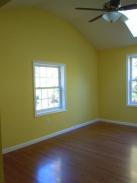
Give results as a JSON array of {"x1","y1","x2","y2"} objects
[
  {"x1": 129, "y1": 80, "x2": 137, "y2": 104},
  {"x1": 35, "y1": 66, "x2": 61, "y2": 88},
  {"x1": 33, "y1": 62, "x2": 66, "y2": 116},
  {"x1": 128, "y1": 56, "x2": 137, "y2": 106},
  {"x1": 35, "y1": 86, "x2": 61, "y2": 89},
  {"x1": 35, "y1": 86, "x2": 62, "y2": 110}
]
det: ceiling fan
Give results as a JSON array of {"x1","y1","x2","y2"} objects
[
  {"x1": 75, "y1": 0, "x2": 137, "y2": 23},
  {"x1": 0, "y1": 0, "x2": 11, "y2": 8}
]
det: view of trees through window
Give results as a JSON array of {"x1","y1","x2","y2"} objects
[
  {"x1": 35, "y1": 66, "x2": 61, "y2": 111},
  {"x1": 131, "y1": 58, "x2": 137, "y2": 103},
  {"x1": 34, "y1": 62, "x2": 66, "y2": 116}
]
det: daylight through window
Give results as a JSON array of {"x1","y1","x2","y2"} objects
[
  {"x1": 33, "y1": 62, "x2": 66, "y2": 116},
  {"x1": 121, "y1": 10, "x2": 137, "y2": 37},
  {"x1": 127, "y1": 55, "x2": 137, "y2": 106}
]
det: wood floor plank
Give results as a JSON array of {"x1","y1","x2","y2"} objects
[{"x1": 3, "y1": 122, "x2": 137, "y2": 183}]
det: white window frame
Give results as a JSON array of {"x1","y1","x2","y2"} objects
[
  {"x1": 127, "y1": 54, "x2": 137, "y2": 107},
  {"x1": 33, "y1": 61, "x2": 66, "y2": 117}
]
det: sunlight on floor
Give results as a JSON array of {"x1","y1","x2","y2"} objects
[{"x1": 37, "y1": 158, "x2": 62, "y2": 183}]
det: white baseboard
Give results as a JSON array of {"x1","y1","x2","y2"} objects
[
  {"x1": 99, "y1": 118, "x2": 137, "y2": 127},
  {"x1": 4, "y1": 118, "x2": 136, "y2": 154},
  {"x1": 3, "y1": 119, "x2": 98, "y2": 154}
]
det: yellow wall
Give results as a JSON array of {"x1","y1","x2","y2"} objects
[
  {"x1": 99, "y1": 45, "x2": 137, "y2": 123},
  {"x1": 0, "y1": 8, "x2": 98, "y2": 148},
  {"x1": 0, "y1": 46, "x2": 4, "y2": 182}
]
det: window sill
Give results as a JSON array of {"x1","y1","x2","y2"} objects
[
  {"x1": 35, "y1": 108, "x2": 67, "y2": 117},
  {"x1": 127, "y1": 104, "x2": 137, "y2": 108}
]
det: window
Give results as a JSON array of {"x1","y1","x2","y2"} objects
[
  {"x1": 127, "y1": 55, "x2": 137, "y2": 106},
  {"x1": 121, "y1": 10, "x2": 137, "y2": 37},
  {"x1": 33, "y1": 62, "x2": 66, "y2": 116}
]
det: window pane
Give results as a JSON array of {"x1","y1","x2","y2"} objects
[
  {"x1": 46, "y1": 67, "x2": 59, "y2": 78},
  {"x1": 38, "y1": 77, "x2": 59, "y2": 88},
  {"x1": 35, "y1": 66, "x2": 40, "y2": 77},
  {"x1": 36, "y1": 66, "x2": 60, "y2": 88},
  {"x1": 54, "y1": 98, "x2": 60, "y2": 108},
  {"x1": 36, "y1": 99, "x2": 42, "y2": 111},
  {"x1": 36, "y1": 89, "x2": 42, "y2": 100},
  {"x1": 42, "y1": 89, "x2": 48, "y2": 99},
  {"x1": 36, "y1": 88, "x2": 61, "y2": 110},
  {"x1": 131, "y1": 81, "x2": 137, "y2": 103},
  {"x1": 48, "y1": 98, "x2": 60, "y2": 108},
  {"x1": 46, "y1": 67, "x2": 59, "y2": 87},
  {"x1": 35, "y1": 78, "x2": 40, "y2": 88},
  {"x1": 48, "y1": 88, "x2": 60, "y2": 108},
  {"x1": 40, "y1": 77, "x2": 47, "y2": 87},
  {"x1": 132, "y1": 92, "x2": 137, "y2": 103},
  {"x1": 48, "y1": 88, "x2": 60, "y2": 100},
  {"x1": 132, "y1": 81, "x2": 137, "y2": 93},
  {"x1": 46, "y1": 78, "x2": 59, "y2": 87},
  {"x1": 40, "y1": 67, "x2": 46, "y2": 78},
  {"x1": 41, "y1": 99, "x2": 49, "y2": 110},
  {"x1": 132, "y1": 58, "x2": 137, "y2": 80}
]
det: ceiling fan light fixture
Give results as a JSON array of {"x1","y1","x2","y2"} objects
[
  {"x1": 120, "y1": 13, "x2": 128, "y2": 22},
  {"x1": 102, "y1": 12, "x2": 121, "y2": 22}
]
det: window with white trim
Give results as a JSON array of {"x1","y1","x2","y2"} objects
[
  {"x1": 33, "y1": 62, "x2": 66, "y2": 116},
  {"x1": 127, "y1": 55, "x2": 137, "y2": 106}
]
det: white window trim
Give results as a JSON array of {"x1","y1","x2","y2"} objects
[
  {"x1": 127, "y1": 54, "x2": 137, "y2": 107},
  {"x1": 33, "y1": 61, "x2": 67, "y2": 117}
]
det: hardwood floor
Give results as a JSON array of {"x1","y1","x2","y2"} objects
[{"x1": 4, "y1": 122, "x2": 137, "y2": 183}]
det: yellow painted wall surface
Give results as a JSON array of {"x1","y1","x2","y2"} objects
[
  {"x1": 0, "y1": 51, "x2": 4, "y2": 182},
  {"x1": 99, "y1": 45, "x2": 137, "y2": 123},
  {"x1": 0, "y1": 8, "x2": 98, "y2": 148}
]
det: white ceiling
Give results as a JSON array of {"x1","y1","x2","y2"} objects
[{"x1": 3, "y1": 0, "x2": 137, "y2": 49}]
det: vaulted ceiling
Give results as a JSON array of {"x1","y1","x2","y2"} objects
[{"x1": 3, "y1": 0, "x2": 137, "y2": 49}]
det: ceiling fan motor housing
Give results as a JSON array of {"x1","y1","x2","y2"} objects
[{"x1": 104, "y1": 0, "x2": 120, "y2": 10}]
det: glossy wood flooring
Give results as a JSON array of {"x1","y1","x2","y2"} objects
[{"x1": 4, "y1": 122, "x2": 137, "y2": 183}]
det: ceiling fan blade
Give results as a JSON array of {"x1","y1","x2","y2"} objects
[
  {"x1": 75, "y1": 7, "x2": 107, "y2": 11},
  {"x1": 89, "y1": 14, "x2": 103, "y2": 22},
  {"x1": 110, "y1": 0, "x2": 120, "y2": 7},
  {"x1": 0, "y1": 0, "x2": 11, "y2": 7},
  {"x1": 119, "y1": 4, "x2": 137, "y2": 11}
]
